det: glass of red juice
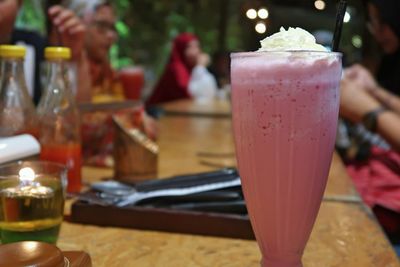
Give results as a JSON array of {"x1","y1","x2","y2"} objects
[{"x1": 119, "y1": 67, "x2": 145, "y2": 100}]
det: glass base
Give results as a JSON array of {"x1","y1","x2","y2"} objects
[{"x1": 261, "y1": 258, "x2": 303, "y2": 267}]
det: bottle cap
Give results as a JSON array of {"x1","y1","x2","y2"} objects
[
  {"x1": 0, "y1": 45, "x2": 26, "y2": 58},
  {"x1": 45, "y1": 47, "x2": 71, "y2": 60}
]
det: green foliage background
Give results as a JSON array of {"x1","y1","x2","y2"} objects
[
  {"x1": 16, "y1": 0, "x2": 46, "y2": 35},
  {"x1": 111, "y1": 0, "x2": 246, "y2": 74}
]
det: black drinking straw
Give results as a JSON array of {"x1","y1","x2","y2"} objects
[{"x1": 331, "y1": 0, "x2": 348, "y2": 52}]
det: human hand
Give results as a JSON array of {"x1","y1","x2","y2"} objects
[
  {"x1": 344, "y1": 64, "x2": 377, "y2": 92},
  {"x1": 340, "y1": 78, "x2": 382, "y2": 123},
  {"x1": 48, "y1": 5, "x2": 86, "y2": 60},
  {"x1": 197, "y1": 53, "x2": 210, "y2": 67}
]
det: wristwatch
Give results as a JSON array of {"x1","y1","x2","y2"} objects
[{"x1": 362, "y1": 107, "x2": 388, "y2": 132}]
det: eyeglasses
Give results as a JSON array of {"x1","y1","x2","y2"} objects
[{"x1": 91, "y1": 20, "x2": 117, "y2": 35}]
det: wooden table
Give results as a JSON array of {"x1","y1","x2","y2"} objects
[
  {"x1": 58, "y1": 100, "x2": 400, "y2": 267},
  {"x1": 160, "y1": 99, "x2": 231, "y2": 118}
]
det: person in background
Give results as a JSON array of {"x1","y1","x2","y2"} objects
[
  {"x1": 64, "y1": 0, "x2": 124, "y2": 103},
  {"x1": 369, "y1": 0, "x2": 400, "y2": 95},
  {"x1": 340, "y1": 67, "x2": 400, "y2": 243},
  {"x1": 46, "y1": 4, "x2": 90, "y2": 103},
  {"x1": 147, "y1": 33, "x2": 217, "y2": 105},
  {"x1": 363, "y1": 0, "x2": 399, "y2": 95},
  {"x1": 63, "y1": 0, "x2": 157, "y2": 167},
  {"x1": 338, "y1": 0, "x2": 400, "y2": 244},
  {"x1": 0, "y1": 0, "x2": 87, "y2": 104}
]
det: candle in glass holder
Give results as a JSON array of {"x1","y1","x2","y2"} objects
[{"x1": 0, "y1": 162, "x2": 65, "y2": 244}]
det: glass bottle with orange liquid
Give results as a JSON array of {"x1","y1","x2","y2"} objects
[
  {"x1": 0, "y1": 45, "x2": 38, "y2": 137},
  {"x1": 37, "y1": 47, "x2": 81, "y2": 193}
]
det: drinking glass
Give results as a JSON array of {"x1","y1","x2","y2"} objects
[
  {"x1": 231, "y1": 51, "x2": 342, "y2": 267},
  {"x1": 0, "y1": 161, "x2": 66, "y2": 244}
]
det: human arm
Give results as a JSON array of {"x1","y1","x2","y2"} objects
[
  {"x1": 375, "y1": 112, "x2": 400, "y2": 151},
  {"x1": 369, "y1": 86, "x2": 400, "y2": 114},
  {"x1": 344, "y1": 64, "x2": 400, "y2": 114},
  {"x1": 340, "y1": 78, "x2": 400, "y2": 152},
  {"x1": 73, "y1": 54, "x2": 91, "y2": 102},
  {"x1": 48, "y1": 5, "x2": 91, "y2": 102}
]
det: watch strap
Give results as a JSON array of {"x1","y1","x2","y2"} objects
[{"x1": 362, "y1": 107, "x2": 388, "y2": 132}]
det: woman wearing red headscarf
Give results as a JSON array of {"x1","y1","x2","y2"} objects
[{"x1": 147, "y1": 33, "x2": 217, "y2": 105}]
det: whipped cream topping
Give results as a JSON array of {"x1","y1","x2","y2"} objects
[{"x1": 258, "y1": 27, "x2": 327, "y2": 52}]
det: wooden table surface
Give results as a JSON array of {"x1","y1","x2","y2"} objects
[
  {"x1": 160, "y1": 99, "x2": 231, "y2": 118},
  {"x1": 59, "y1": 100, "x2": 399, "y2": 266}
]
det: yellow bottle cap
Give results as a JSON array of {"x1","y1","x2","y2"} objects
[
  {"x1": 45, "y1": 47, "x2": 71, "y2": 60},
  {"x1": 0, "y1": 45, "x2": 26, "y2": 58}
]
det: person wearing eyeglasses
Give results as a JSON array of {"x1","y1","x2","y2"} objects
[
  {"x1": 339, "y1": 0, "x2": 400, "y2": 155},
  {"x1": 64, "y1": 0, "x2": 157, "y2": 167},
  {"x1": 339, "y1": 0, "x2": 400, "y2": 157},
  {"x1": 338, "y1": 0, "x2": 400, "y2": 245},
  {"x1": 344, "y1": 0, "x2": 400, "y2": 98},
  {"x1": 65, "y1": 0, "x2": 124, "y2": 103}
]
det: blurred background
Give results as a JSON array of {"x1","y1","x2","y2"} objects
[{"x1": 16, "y1": 0, "x2": 377, "y2": 90}]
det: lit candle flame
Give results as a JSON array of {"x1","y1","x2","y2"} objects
[{"x1": 19, "y1": 167, "x2": 35, "y2": 182}]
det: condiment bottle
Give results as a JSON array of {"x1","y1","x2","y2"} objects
[
  {"x1": 0, "y1": 45, "x2": 38, "y2": 137},
  {"x1": 37, "y1": 47, "x2": 82, "y2": 193}
]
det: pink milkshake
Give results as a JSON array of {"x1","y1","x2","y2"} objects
[{"x1": 231, "y1": 28, "x2": 342, "y2": 267}]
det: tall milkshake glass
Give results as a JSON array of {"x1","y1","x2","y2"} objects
[{"x1": 231, "y1": 51, "x2": 342, "y2": 267}]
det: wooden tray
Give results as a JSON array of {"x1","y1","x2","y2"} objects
[{"x1": 71, "y1": 201, "x2": 254, "y2": 240}]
